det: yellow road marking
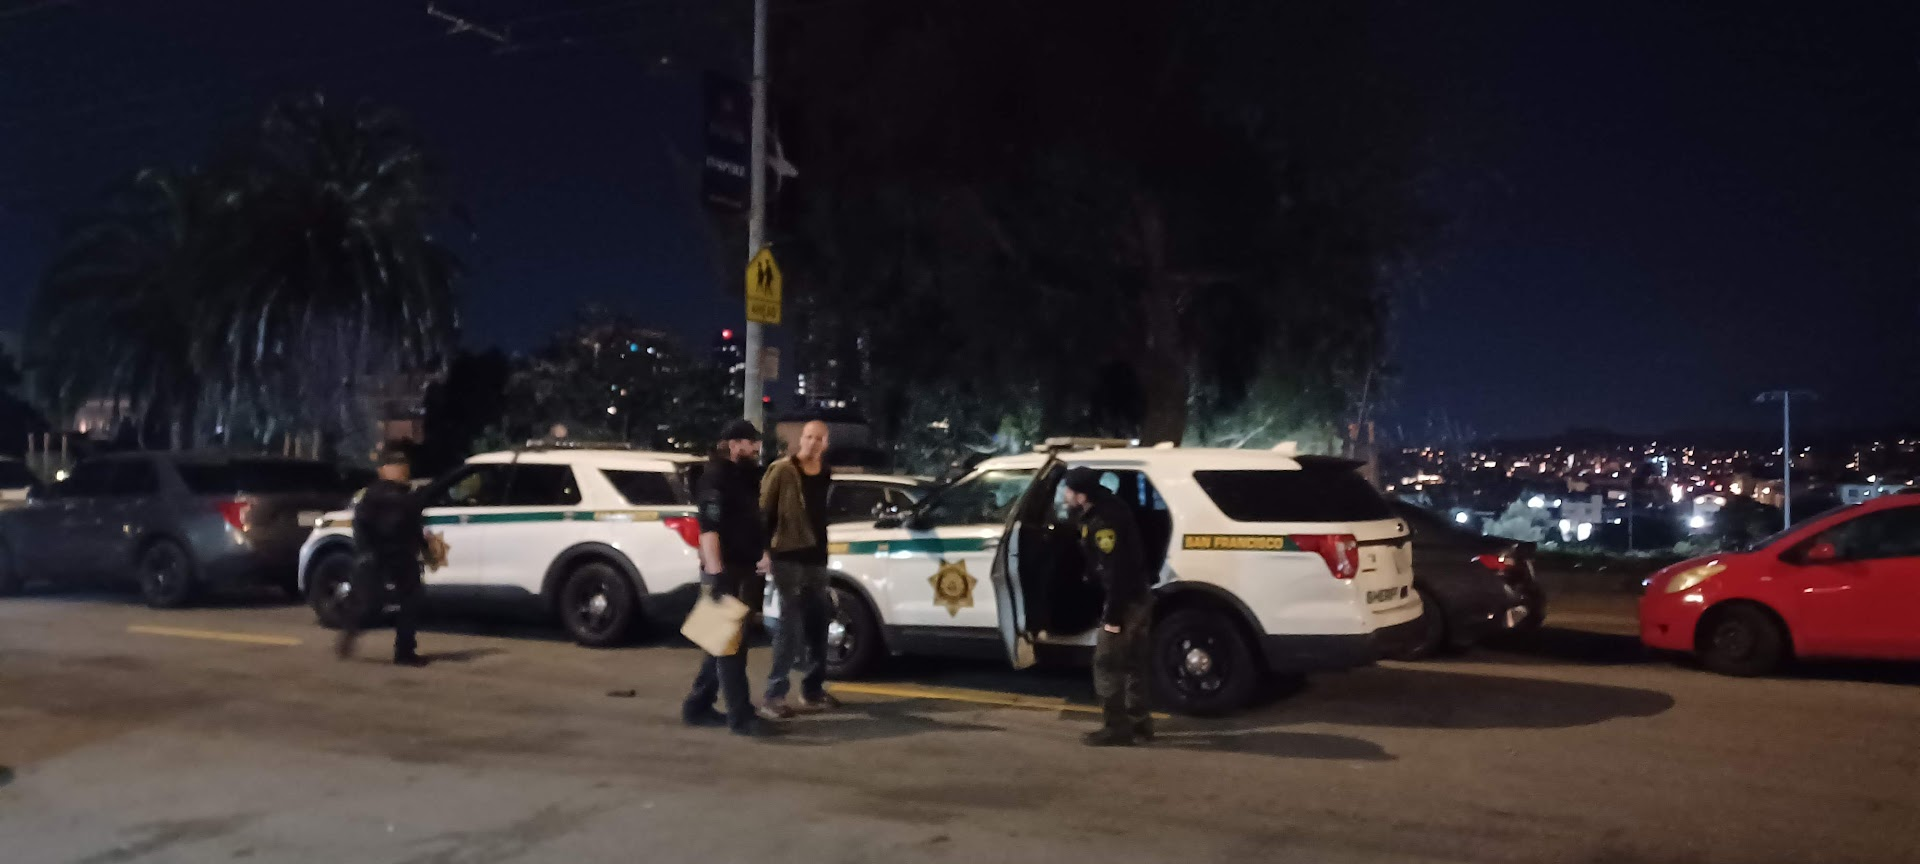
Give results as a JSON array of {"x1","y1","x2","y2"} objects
[
  {"x1": 127, "y1": 625, "x2": 303, "y2": 647},
  {"x1": 827, "y1": 681, "x2": 1169, "y2": 719}
]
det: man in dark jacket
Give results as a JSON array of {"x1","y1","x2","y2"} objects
[
  {"x1": 682, "y1": 418, "x2": 779, "y2": 737},
  {"x1": 337, "y1": 442, "x2": 433, "y2": 666},
  {"x1": 1062, "y1": 466, "x2": 1154, "y2": 746}
]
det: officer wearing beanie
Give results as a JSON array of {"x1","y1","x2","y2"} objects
[{"x1": 1061, "y1": 466, "x2": 1154, "y2": 746}]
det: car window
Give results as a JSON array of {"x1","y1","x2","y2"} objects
[
  {"x1": 915, "y1": 468, "x2": 1035, "y2": 527},
  {"x1": 109, "y1": 459, "x2": 161, "y2": 496},
  {"x1": 1051, "y1": 469, "x2": 1165, "y2": 522},
  {"x1": 1194, "y1": 467, "x2": 1391, "y2": 523},
  {"x1": 602, "y1": 469, "x2": 683, "y2": 506},
  {"x1": 427, "y1": 464, "x2": 513, "y2": 508},
  {"x1": 1820, "y1": 506, "x2": 1920, "y2": 562},
  {"x1": 177, "y1": 460, "x2": 352, "y2": 495},
  {"x1": 505, "y1": 464, "x2": 582, "y2": 507},
  {"x1": 0, "y1": 461, "x2": 36, "y2": 488},
  {"x1": 828, "y1": 482, "x2": 889, "y2": 524},
  {"x1": 885, "y1": 487, "x2": 924, "y2": 509},
  {"x1": 59, "y1": 460, "x2": 118, "y2": 497}
]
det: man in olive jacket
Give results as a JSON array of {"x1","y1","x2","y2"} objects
[{"x1": 758, "y1": 420, "x2": 841, "y2": 718}]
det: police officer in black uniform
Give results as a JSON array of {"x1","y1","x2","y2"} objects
[
  {"x1": 337, "y1": 442, "x2": 432, "y2": 667},
  {"x1": 1062, "y1": 466, "x2": 1154, "y2": 746},
  {"x1": 681, "y1": 419, "x2": 780, "y2": 737}
]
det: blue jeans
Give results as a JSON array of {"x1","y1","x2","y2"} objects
[{"x1": 766, "y1": 561, "x2": 829, "y2": 701}]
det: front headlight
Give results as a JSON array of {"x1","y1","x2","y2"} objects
[{"x1": 1664, "y1": 561, "x2": 1725, "y2": 594}]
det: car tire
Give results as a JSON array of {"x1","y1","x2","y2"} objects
[
  {"x1": 1508, "y1": 578, "x2": 1547, "y2": 634},
  {"x1": 559, "y1": 561, "x2": 639, "y2": 648},
  {"x1": 1151, "y1": 606, "x2": 1260, "y2": 717},
  {"x1": 824, "y1": 582, "x2": 882, "y2": 680},
  {"x1": 306, "y1": 550, "x2": 371, "y2": 630},
  {"x1": 137, "y1": 539, "x2": 197, "y2": 609},
  {"x1": 1697, "y1": 603, "x2": 1788, "y2": 677},
  {"x1": 1393, "y1": 587, "x2": 1448, "y2": 661}
]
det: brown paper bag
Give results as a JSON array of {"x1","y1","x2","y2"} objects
[
  {"x1": 424, "y1": 531, "x2": 451, "y2": 572},
  {"x1": 681, "y1": 590, "x2": 750, "y2": 656}
]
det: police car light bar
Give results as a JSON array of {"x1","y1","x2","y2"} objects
[
  {"x1": 1035, "y1": 437, "x2": 1135, "y2": 453},
  {"x1": 521, "y1": 438, "x2": 637, "y2": 451}
]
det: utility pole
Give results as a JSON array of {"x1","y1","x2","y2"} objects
[
  {"x1": 1755, "y1": 390, "x2": 1815, "y2": 530},
  {"x1": 741, "y1": 0, "x2": 770, "y2": 429}
]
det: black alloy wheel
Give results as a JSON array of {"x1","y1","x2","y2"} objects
[
  {"x1": 1150, "y1": 607, "x2": 1259, "y2": 716},
  {"x1": 138, "y1": 539, "x2": 196, "y2": 609},
  {"x1": 560, "y1": 561, "x2": 638, "y2": 648}
]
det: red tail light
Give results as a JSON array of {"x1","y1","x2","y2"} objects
[
  {"x1": 1295, "y1": 534, "x2": 1359, "y2": 579},
  {"x1": 1473, "y1": 552, "x2": 1513, "y2": 573},
  {"x1": 216, "y1": 499, "x2": 252, "y2": 532},
  {"x1": 662, "y1": 515, "x2": 702, "y2": 548}
]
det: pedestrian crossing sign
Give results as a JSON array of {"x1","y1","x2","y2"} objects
[{"x1": 745, "y1": 247, "x2": 782, "y2": 325}]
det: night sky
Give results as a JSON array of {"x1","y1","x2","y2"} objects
[{"x1": 1, "y1": 1, "x2": 1914, "y2": 438}]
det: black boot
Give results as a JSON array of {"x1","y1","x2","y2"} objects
[
  {"x1": 1132, "y1": 719, "x2": 1155, "y2": 743},
  {"x1": 1082, "y1": 725, "x2": 1136, "y2": 747}
]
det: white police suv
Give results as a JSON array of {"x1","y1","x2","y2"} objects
[
  {"x1": 297, "y1": 444, "x2": 708, "y2": 647},
  {"x1": 800, "y1": 440, "x2": 1423, "y2": 715}
]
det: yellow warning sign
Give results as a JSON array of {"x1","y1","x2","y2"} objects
[{"x1": 746, "y1": 247, "x2": 782, "y2": 324}]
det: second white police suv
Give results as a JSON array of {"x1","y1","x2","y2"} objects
[{"x1": 780, "y1": 438, "x2": 1424, "y2": 715}]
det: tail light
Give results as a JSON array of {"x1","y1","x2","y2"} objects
[
  {"x1": 216, "y1": 499, "x2": 252, "y2": 532},
  {"x1": 662, "y1": 515, "x2": 702, "y2": 548},
  {"x1": 1295, "y1": 534, "x2": 1359, "y2": 579},
  {"x1": 1473, "y1": 552, "x2": 1513, "y2": 573}
]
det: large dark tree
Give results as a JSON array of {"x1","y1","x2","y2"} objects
[
  {"x1": 30, "y1": 93, "x2": 462, "y2": 457},
  {"x1": 776, "y1": 1, "x2": 1425, "y2": 448}
]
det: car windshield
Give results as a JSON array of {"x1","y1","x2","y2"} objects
[
  {"x1": 911, "y1": 468, "x2": 1036, "y2": 527},
  {"x1": 1746, "y1": 503, "x2": 1855, "y2": 551}
]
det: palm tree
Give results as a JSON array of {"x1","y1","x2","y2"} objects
[
  {"x1": 31, "y1": 92, "x2": 463, "y2": 455},
  {"x1": 209, "y1": 92, "x2": 462, "y2": 455},
  {"x1": 30, "y1": 168, "x2": 227, "y2": 448}
]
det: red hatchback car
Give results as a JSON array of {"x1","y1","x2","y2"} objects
[{"x1": 1640, "y1": 493, "x2": 1920, "y2": 675}]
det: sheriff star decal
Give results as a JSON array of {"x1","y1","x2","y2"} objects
[{"x1": 929, "y1": 559, "x2": 977, "y2": 617}]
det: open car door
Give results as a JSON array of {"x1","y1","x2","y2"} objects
[{"x1": 990, "y1": 459, "x2": 1064, "y2": 670}]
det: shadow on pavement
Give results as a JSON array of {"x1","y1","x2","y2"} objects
[
  {"x1": 1275, "y1": 665, "x2": 1675, "y2": 729},
  {"x1": 418, "y1": 647, "x2": 507, "y2": 664},
  {"x1": 12, "y1": 585, "x2": 300, "y2": 610},
  {"x1": 1467, "y1": 626, "x2": 1653, "y2": 666},
  {"x1": 771, "y1": 701, "x2": 1007, "y2": 746}
]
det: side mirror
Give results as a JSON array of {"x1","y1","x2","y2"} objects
[{"x1": 1803, "y1": 540, "x2": 1839, "y2": 564}]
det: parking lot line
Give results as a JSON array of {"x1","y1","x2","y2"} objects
[
  {"x1": 828, "y1": 681, "x2": 1169, "y2": 719},
  {"x1": 127, "y1": 625, "x2": 303, "y2": 647}
]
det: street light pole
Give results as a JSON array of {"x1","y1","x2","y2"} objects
[
  {"x1": 1755, "y1": 390, "x2": 1815, "y2": 530},
  {"x1": 741, "y1": 0, "x2": 769, "y2": 429}
]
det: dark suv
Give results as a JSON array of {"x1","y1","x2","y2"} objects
[{"x1": 0, "y1": 452, "x2": 367, "y2": 607}]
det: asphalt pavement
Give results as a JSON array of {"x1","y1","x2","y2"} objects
[{"x1": 2, "y1": 589, "x2": 1917, "y2": 864}]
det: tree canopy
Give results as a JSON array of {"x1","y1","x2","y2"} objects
[
  {"x1": 775, "y1": 0, "x2": 1426, "y2": 454},
  {"x1": 29, "y1": 93, "x2": 463, "y2": 456}
]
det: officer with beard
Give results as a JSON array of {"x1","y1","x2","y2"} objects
[{"x1": 1061, "y1": 467, "x2": 1154, "y2": 746}]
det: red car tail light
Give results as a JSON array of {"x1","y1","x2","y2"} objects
[
  {"x1": 1473, "y1": 552, "x2": 1513, "y2": 573},
  {"x1": 662, "y1": 515, "x2": 702, "y2": 548},
  {"x1": 1295, "y1": 534, "x2": 1359, "y2": 579},
  {"x1": 216, "y1": 500, "x2": 252, "y2": 532}
]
